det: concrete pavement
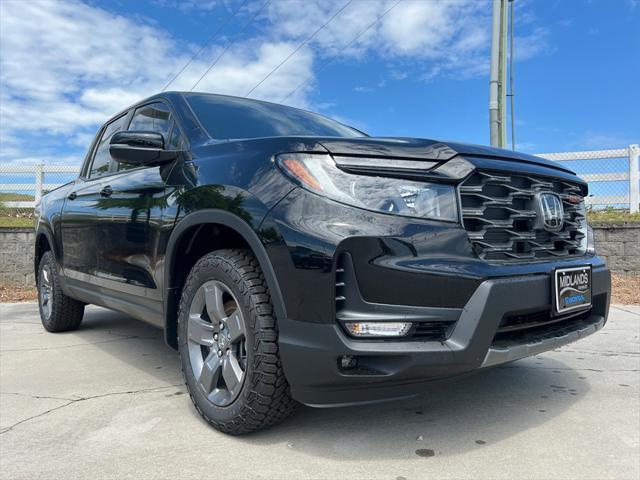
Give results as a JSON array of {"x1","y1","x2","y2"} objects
[{"x1": 0, "y1": 302, "x2": 638, "y2": 480}]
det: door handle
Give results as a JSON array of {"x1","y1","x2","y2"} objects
[
  {"x1": 67, "y1": 191, "x2": 77, "y2": 200},
  {"x1": 100, "y1": 186, "x2": 113, "y2": 197}
]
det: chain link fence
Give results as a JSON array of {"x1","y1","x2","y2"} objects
[
  {"x1": 0, "y1": 165, "x2": 79, "y2": 225},
  {"x1": 0, "y1": 144, "x2": 638, "y2": 226},
  {"x1": 536, "y1": 145, "x2": 639, "y2": 213}
]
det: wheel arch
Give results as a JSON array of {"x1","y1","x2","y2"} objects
[
  {"x1": 163, "y1": 209, "x2": 287, "y2": 349},
  {"x1": 34, "y1": 227, "x2": 58, "y2": 286}
]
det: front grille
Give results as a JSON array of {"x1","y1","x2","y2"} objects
[
  {"x1": 410, "y1": 321, "x2": 454, "y2": 341},
  {"x1": 497, "y1": 308, "x2": 589, "y2": 335},
  {"x1": 459, "y1": 170, "x2": 587, "y2": 262},
  {"x1": 492, "y1": 308, "x2": 594, "y2": 348}
]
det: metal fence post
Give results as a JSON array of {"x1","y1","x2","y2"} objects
[
  {"x1": 34, "y1": 163, "x2": 44, "y2": 206},
  {"x1": 630, "y1": 144, "x2": 640, "y2": 214}
]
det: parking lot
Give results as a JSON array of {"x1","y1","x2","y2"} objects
[{"x1": 0, "y1": 302, "x2": 638, "y2": 480}]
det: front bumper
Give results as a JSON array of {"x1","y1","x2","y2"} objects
[
  {"x1": 264, "y1": 156, "x2": 611, "y2": 407},
  {"x1": 278, "y1": 265, "x2": 610, "y2": 407}
]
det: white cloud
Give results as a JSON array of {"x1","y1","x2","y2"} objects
[
  {"x1": 268, "y1": 0, "x2": 490, "y2": 64},
  {"x1": 381, "y1": 1, "x2": 473, "y2": 56},
  {"x1": 353, "y1": 86, "x2": 373, "y2": 93},
  {"x1": 0, "y1": 0, "x2": 552, "y2": 166},
  {"x1": 154, "y1": 0, "x2": 220, "y2": 12},
  {"x1": 0, "y1": 0, "x2": 339, "y2": 167},
  {"x1": 0, "y1": 0, "x2": 315, "y2": 164},
  {"x1": 168, "y1": 41, "x2": 314, "y2": 102},
  {"x1": 0, "y1": 0, "x2": 175, "y2": 165},
  {"x1": 515, "y1": 26, "x2": 554, "y2": 61},
  {"x1": 264, "y1": 0, "x2": 543, "y2": 82}
]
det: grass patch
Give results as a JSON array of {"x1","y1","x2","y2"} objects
[
  {"x1": 0, "y1": 196, "x2": 35, "y2": 227},
  {"x1": 0, "y1": 216, "x2": 35, "y2": 228},
  {"x1": 587, "y1": 208, "x2": 640, "y2": 225},
  {"x1": 0, "y1": 192, "x2": 35, "y2": 202}
]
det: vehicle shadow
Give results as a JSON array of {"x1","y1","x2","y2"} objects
[
  {"x1": 245, "y1": 359, "x2": 588, "y2": 459},
  {"x1": 75, "y1": 306, "x2": 182, "y2": 383},
  {"x1": 80, "y1": 307, "x2": 588, "y2": 459}
]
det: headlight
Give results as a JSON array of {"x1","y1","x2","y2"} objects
[
  {"x1": 586, "y1": 226, "x2": 595, "y2": 254},
  {"x1": 276, "y1": 153, "x2": 458, "y2": 221},
  {"x1": 576, "y1": 201, "x2": 594, "y2": 254}
]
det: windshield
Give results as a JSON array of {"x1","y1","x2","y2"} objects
[{"x1": 185, "y1": 93, "x2": 365, "y2": 140}]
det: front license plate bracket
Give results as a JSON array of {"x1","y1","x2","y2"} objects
[{"x1": 553, "y1": 266, "x2": 592, "y2": 315}]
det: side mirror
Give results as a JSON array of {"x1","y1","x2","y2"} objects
[{"x1": 109, "y1": 131, "x2": 179, "y2": 166}]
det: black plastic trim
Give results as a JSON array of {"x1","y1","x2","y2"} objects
[
  {"x1": 34, "y1": 226, "x2": 58, "y2": 286},
  {"x1": 163, "y1": 209, "x2": 287, "y2": 348},
  {"x1": 335, "y1": 252, "x2": 461, "y2": 340},
  {"x1": 278, "y1": 265, "x2": 610, "y2": 407}
]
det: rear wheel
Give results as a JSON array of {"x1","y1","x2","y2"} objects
[
  {"x1": 178, "y1": 249, "x2": 296, "y2": 434},
  {"x1": 37, "y1": 251, "x2": 84, "y2": 332}
]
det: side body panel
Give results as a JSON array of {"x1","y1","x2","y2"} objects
[
  {"x1": 94, "y1": 165, "x2": 174, "y2": 294},
  {"x1": 59, "y1": 177, "x2": 106, "y2": 276}
]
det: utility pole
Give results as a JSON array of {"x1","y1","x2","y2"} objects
[
  {"x1": 508, "y1": 0, "x2": 515, "y2": 150},
  {"x1": 489, "y1": 0, "x2": 508, "y2": 148}
]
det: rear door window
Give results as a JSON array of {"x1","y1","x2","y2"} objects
[
  {"x1": 167, "y1": 122, "x2": 186, "y2": 150},
  {"x1": 128, "y1": 102, "x2": 172, "y2": 139},
  {"x1": 117, "y1": 102, "x2": 173, "y2": 172}
]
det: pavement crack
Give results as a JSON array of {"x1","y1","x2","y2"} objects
[
  {"x1": 0, "y1": 384, "x2": 182, "y2": 435},
  {"x1": 1, "y1": 392, "x2": 76, "y2": 401},
  {"x1": 0, "y1": 400, "x2": 75, "y2": 435}
]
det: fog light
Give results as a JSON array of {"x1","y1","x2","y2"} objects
[
  {"x1": 344, "y1": 322, "x2": 412, "y2": 338},
  {"x1": 340, "y1": 355, "x2": 357, "y2": 369}
]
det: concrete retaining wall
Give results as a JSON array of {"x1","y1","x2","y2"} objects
[
  {"x1": 1, "y1": 225, "x2": 639, "y2": 286},
  {"x1": 592, "y1": 223, "x2": 640, "y2": 276},
  {"x1": 0, "y1": 228, "x2": 35, "y2": 286}
]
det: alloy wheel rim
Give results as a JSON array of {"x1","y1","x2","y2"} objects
[
  {"x1": 40, "y1": 264, "x2": 53, "y2": 320},
  {"x1": 187, "y1": 280, "x2": 247, "y2": 407}
]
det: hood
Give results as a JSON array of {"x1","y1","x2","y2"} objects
[{"x1": 315, "y1": 137, "x2": 574, "y2": 174}]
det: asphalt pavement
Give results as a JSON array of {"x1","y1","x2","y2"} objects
[{"x1": 0, "y1": 302, "x2": 638, "y2": 480}]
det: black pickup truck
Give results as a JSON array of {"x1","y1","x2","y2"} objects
[{"x1": 34, "y1": 92, "x2": 611, "y2": 434}]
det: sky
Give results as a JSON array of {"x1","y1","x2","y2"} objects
[{"x1": 0, "y1": 0, "x2": 638, "y2": 168}]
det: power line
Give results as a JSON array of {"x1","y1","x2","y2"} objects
[
  {"x1": 162, "y1": 0, "x2": 249, "y2": 92},
  {"x1": 190, "y1": 0, "x2": 271, "y2": 92},
  {"x1": 279, "y1": 0, "x2": 403, "y2": 103},
  {"x1": 245, "y1": 0, "x2": 353, "y2": 97}
]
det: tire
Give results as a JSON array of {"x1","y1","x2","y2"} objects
[
  {"x1": 178, "y1": 249, "x2": 296, "y2": 435},
  {"x1": 37, "y1": 251, "x2": 85, "y2": 332}
]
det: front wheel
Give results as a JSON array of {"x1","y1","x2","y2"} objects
[
  {"x1": 37, "y1": 251, "x2": 84, "y2": 332},
  {"x1": 177, "y1": 249, "x2": 296, "y2": 435}
]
